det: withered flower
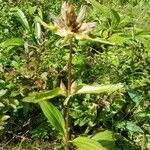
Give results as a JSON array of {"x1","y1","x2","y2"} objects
[{"x1": 40, "y1": 1, "x2": 96, "y2": 41}]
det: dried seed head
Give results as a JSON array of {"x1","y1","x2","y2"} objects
[
  {"x1": 66, "y1": 4, "x2": 77, "y2": 28},
  {"x1": 42, "y1": 1, "x2": 96, "y2": 40},
  {"x1": 56, "y1": 2, "x2": 96, "y2": 34},
  {"x1": 61, "y1": 1, "x2": 68, "y2": 20},
  {"x1": 78, "y1": 22, "x2": 96, "y2": 34},
  {"x1": 51, "y1": 14, "x2": 65, "y2": 28},
  {"x1": 76, "y1": 5, "x2": 87, "y2": 24}
]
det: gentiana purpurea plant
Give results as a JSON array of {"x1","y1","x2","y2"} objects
[{"x1": 23, "y1": 2, "x2": 123, "y2": 150}]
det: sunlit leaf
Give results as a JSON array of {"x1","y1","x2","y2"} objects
[
  {"x1": 72, "y1": 137, "x2": 106, "y2": 150},
  {"x1": 23, "y1": 87, "x2": 65, "y2": 103},
  {"x1": 92, "y1": 130, "x2": 116, "y2": 150},
  {"x1": 39, "y1": 101, "x2": 66, "y2": 136},
  {"x1": 0, "y1": 89, "x2": 7, "y2": 97},
  {"x1": 92, "y1": 130, "x2": 113, "y2": 141},
  {"x1": 77, "y1": 83, "x2": 123, "y2": 95},
  {"x1": 1, "y1": 115, "x2": 10, "y2": 121}
]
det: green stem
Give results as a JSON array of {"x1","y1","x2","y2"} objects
[{"x1": 65, "y1": 38, "x2": 72, "y2": 150}]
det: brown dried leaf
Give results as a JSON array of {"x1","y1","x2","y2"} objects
[
  {"x1": 71, "y1": 81, "x2": 77, "y2": 95},
  {"x1": 60, "y1": 81, "x2": 67, "y2": 96}
]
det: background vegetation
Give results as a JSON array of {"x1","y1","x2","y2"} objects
[{"x1": 0, "y1": 0, "x2": 149, "y2": 149}]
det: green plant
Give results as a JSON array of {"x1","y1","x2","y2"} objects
[
  {"x1": 0, "y1": 0, "x2": 149, "y2": 149},
  {"x1": 23, "y1": 2, "x2": 123, "y2": 150}
]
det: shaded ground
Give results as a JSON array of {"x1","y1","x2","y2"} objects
[{"x1": 0, "y1": 138, "x2": 56, "y2": 150}]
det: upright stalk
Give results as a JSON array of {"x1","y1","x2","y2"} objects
[{"x1": 65, "y1": 38, "x2": 73, "y2": 149}]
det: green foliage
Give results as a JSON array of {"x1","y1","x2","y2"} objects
[
  {"x1": 1, "y1": 38, "x2": 24, "y2": 49},
  {"x1": 92, "y1": 130, "x2": 116, "y2": 149},
  {"x1": 116, "y1": 121, "x2": 144, "y2": 133},
  {"x1": 23, "y1": 88, "x2": 65, "y2": 103},
  {"x1": 76, "y1": 84, "x2": 123, "y2": 94},
  {"x1": 72, "y1": 137, "x2": 106, "y2": 150},
  {"x1": 39, "y1": 101, "x2": 66, "y2": 137},
  {"x1": 13, "y1": 8, "x2": 31, "y2": 32},
  {"x1": 0, "y1": 0, "x2": 149, "y2": 149}
]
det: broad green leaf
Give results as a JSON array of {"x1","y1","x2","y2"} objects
[
  {"x1": 39, "y1": 101, "x2": 65, "y2": 136},
  {"x1": 72, "y1": 137, "x2": 106, "y2": 150},
  {"x1": 77, "y1": 83, "x2": 123, "y2": 95},
  {"x1": 23, "y1": 87, "x2": 65, "y2": 103},
  {"x1": 92, "y1": 130, "x2": 116, "y2": 150},
  {"x1": 92, "y1": 130, "x2": 113, "y2": 141},
  {"x1": 14, "y1": 8, "x2": 30, "y2": 32},
  {"x1": 1, "y1": 38, "x2": 24, "y2": 49}
]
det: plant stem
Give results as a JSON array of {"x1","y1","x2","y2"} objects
[{"x1": 65, "y1": 38, "x2": 72, "y2": 150}]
